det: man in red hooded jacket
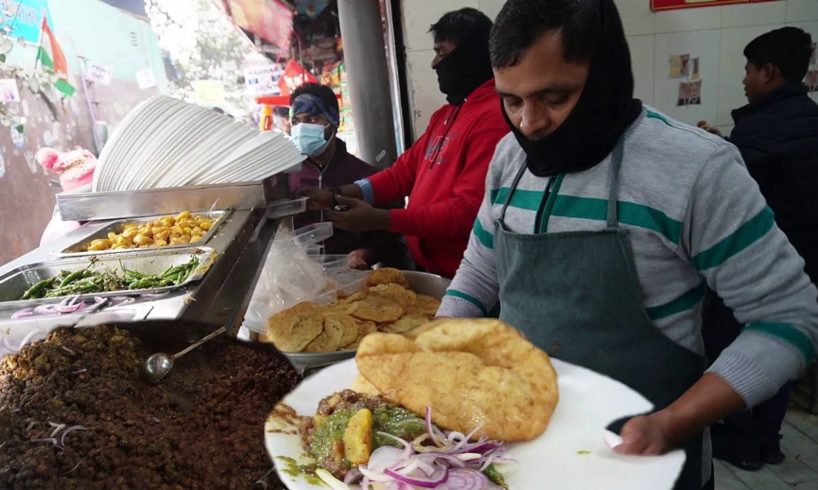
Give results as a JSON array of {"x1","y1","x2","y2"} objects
[{"x1": 303, "y1": 8, "x2": 508, "y2": 278}]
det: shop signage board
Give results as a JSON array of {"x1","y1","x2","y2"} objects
[
  {"x1": 651, "y1": 0, "x2": 779, "y2": 11},
  {"x1": 0, "y1": 0, "x2": 52, "y2": 44},
  {"x1": 85, "y1": 62, "x2": 113, "y2": 85},
  {"x1": 244, "y1": 64, "x2": 281, "y2": 96}
]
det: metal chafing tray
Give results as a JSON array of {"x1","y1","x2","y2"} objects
[
  {"x1": 0, "y1": 247, "x2": 217, "y2": 310},
  {"x1": 56, "y1": 178, "x2": 284, "y2": 221},
  {"x1": 58, "y1": 210, "x2": 231, "y2": 257}
]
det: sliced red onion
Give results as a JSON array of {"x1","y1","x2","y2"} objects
[
  {"x1": 33, "y1": 304, "x2": 57, "y2": 315},
  {"x1": 10, "y1": 308, "x2": 34, "y2": 319},
  {"x1": 366, "y1": 445, "x2": 405, "y2": 473},
  {"x1": 60, "y1": 425, "x2": 87, "y2": 447},
  {"x1": 54, "y1": 302, "x2": 83, "y2": 314},
  {"x1": 358, "y1": 466, "x2": 395, "y2": 483},
  {"x1": 343, "y1": 468, "x2": 363, "y2": 485},
  {"x1": 425, "y1": 406, "x2": 446, "y2": 446},
  {"x1": 384, "y1": 468, "x2": 448, "y2": 488},
  {"x1": 446, "y1": 468, "x2": 490, "y2": 490}
]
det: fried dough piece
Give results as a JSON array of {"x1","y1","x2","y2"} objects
[
  {"x1": 366, "y1": 268, "x2": 409, "y2": 288},
  {"x1": 356, "y1": 318, "x2": 559, "y2": 441},
  {"x1": 367, "y1": 283, "x2": 416, "y2": 309},
  {"x1": 381, "y1": 314, "x2": 429, "y2": 334},
  {"x1": 351, "y1": 296, "x2": 404, "y2": 323},
  {"x1": 304, "y1": 315, "x2": 346, "y2": 353},
  {"x1": 412, "y1": 294, "x2": 441, "y2": 317},
  {"x1": 343, "y1": 321, "x2": 377, "y2": 350},
  {"x1": 266, "y1": 302, "x2": 323, "y2": 352}
]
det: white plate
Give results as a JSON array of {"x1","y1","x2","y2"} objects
[{"x1": 265, "y1": 358, "x2": 685, "y2": 490}]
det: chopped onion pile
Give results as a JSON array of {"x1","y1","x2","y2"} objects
[
  {"x1": 11, "y1": 296, "x2": 109, "y2": 319},
  {"x1": 328, "y1": 407, "x2": 511, "y2": 490}
]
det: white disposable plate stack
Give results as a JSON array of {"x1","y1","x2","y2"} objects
[{"x1": 93, "y1": 95, "x2": 304, "y2": 192}]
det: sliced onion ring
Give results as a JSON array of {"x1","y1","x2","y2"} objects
[{"x1": 384, "y1": 468, "x2": 447, "y2": 488}]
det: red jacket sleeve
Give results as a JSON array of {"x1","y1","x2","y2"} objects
[
  {"x1": 388, "y1": 119, "x2": 507, "y2": 241},
  {"x1": 367, "y1": 113, "x2": 441, "y2": 205}
]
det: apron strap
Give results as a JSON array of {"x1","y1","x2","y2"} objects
[
  {"x1": 499, "y1": 161, "x2": 529, "y2": 224},
  {"x1": 606, "y1": 138, "x2": 626, "y2": 228}
]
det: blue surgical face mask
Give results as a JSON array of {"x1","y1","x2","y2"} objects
[{"x1": 290, "y1": 122, "x2": 332, "y2": 156}]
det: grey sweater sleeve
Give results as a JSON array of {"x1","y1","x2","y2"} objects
[
  {"x1": 437, "y1": 154, "x2": 504, "y2": 318},
  {"x1": 686, "y1": 144, "x2": 818, "y2": 407}
]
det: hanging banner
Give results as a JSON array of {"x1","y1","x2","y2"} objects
[
  {"x1": 224, "y1": 0, "x2": 294, "y2": 50},
  {"x1": 0, "y1": 0, "x2": 52, "y2": 44},
  {"x1": 277, "y1": 59, "x2": 317, "y2": 97},
  {"x1": 651, "y1": 0, "x2": 780, "y2": 11}
]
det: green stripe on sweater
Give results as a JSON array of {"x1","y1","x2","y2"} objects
[
  {"x1": 692, "y1": 207, "x2": 775, "y2": 270},
  {"x1": 445, "y1": 289, "x2": 489, "y2": 316},
  {"x1": 492, "y1": 187, "x2": 542, "y2": 210},
  {"x1": 646, "y1": 110, "x2": 672, "y2": 126},
  {"x1": 472, "y1": 219, "x2": 494, "y2": 249},
  {"x1": 553, "y1": 195, "x2": 682, "y2": 244},
  {"x1": 646, "y1": 282, "x2": 707, "y2": 320},
  {"x1": 745, "y1": 322, "x2": 816, "y2": 363},
  {"x1": 490, "y1": 187, "x2": 682, "y2": 244}
]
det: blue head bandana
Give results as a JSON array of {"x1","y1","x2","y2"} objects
[{"x1": 291, "y1": 93, "x2": 340, "y2": 126}]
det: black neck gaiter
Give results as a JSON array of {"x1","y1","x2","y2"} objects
[
  {"x1": 435, "y1": 40, "x2": 494, "y2": 105},
  {"x1": 504, "y1": 0, "x2": 643, "y2": 177}
]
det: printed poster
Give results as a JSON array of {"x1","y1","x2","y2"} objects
[
  {"x1": 0, "y1": 78, "x2": 20, "y2": 102},
  {"x1": 136, "y1": 68, "x2": 156, "y2": 90},
  {"x1": 669, "y1": 54, "x2": 690, "y2": 79},
  {"x1": 677, "y1": 80, "x2": 702, "y2": 106}
]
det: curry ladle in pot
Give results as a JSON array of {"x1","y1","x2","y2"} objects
[{"x1": 143, "y1": 326, "x2": 227, "y2": 384}]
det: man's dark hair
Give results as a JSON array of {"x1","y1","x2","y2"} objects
[
  {"x1": 744, "y1": 27, "x2": 813, "y2": 82},
  {"x1": 429, "y1": 7, "x2": 492, "y2": 46},
  {"x1": 289, "y1": 83, "x2": 339, "y2": 115},
  {"x1": 490, "y1": 0, "x2": 602, "y2": 68}
]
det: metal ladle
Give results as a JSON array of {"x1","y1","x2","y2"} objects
[{"x1": 143, "y1": 326, "x2": 227, "y2": 384}]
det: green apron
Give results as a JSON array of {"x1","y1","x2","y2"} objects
[{"x1": 495, "y1": 140, "x2": 706, "y2": 489}]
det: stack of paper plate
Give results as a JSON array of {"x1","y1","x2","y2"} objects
[{"x1": 93, "y1": 96, "x2": 304, "y2": 192}]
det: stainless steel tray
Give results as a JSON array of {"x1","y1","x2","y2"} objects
[
  {"x1": 58, "y1": 210, "x2": 231, "y2": 257},
  {"x1": 283, "y1": 350, "x2": 355, "y2": 376},
  {"x1": 56, "y1": 178, "x2": 284, "y2": 221},
  {"x1": 0, "y1": 247, "x2": 217, "y2": 309}
]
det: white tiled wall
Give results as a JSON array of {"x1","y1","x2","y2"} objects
[{"x1": 398, "y1": 0, "x2": 818, "y2": 139}]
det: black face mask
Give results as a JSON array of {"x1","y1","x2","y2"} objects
[
  {"x1": 435, "y1": 41, "x2": 494, "y2": 105},
  {"x1": 504, "y1": 0, "x2": 642, "y2": 177}
]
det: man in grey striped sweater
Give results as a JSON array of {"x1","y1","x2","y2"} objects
[{"x1": 437, "y1": 1, "x2": 818, "y2": 489}]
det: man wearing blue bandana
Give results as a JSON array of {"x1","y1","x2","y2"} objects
[{"x1": 288, "y1": 83, "x2": 409, "y2": 269}]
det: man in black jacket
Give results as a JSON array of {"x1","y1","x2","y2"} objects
[
  {"x1": 732, "y1": 27, "x2": 818, "y2": 281},
  {"x1": 703, "y1": 26, "x2": 818, "y2": 471}
]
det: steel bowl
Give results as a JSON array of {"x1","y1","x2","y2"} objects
[
  {"x1": 283, "y1": 270, "x2": 450, "y2": 375},
  {"x1": 400, "y1": 270, "x2": 451, "y2": 299}
]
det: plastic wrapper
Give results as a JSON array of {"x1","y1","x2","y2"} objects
[{"x1": 242, "y1": 225, "x2": 333, "y2": 334}]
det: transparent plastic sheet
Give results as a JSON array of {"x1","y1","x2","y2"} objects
[{"x1": 242, "y1": 224, "x2": 332, "y2": 334}]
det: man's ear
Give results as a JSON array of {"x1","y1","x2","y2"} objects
[{"x1": 761, "y1": 62, "x2": 778, "y2": 85}]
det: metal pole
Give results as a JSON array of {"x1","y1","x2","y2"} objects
[{"x1": 337, "y1": 0, "x2": 398, "y2": 168}]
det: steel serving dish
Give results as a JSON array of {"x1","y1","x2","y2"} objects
[
  {"x1": 58, "y1": 210, "x2": 231, "y2": 257},
  {"x1": 0, "y1": 247, "x2": 218, "y2": 310},
  {"x1": 56, "y1": 177, "x2": 286, "y2": 221},
  {"x1": 282, "y1": 270, "x2": 451, "y2": 375}
]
